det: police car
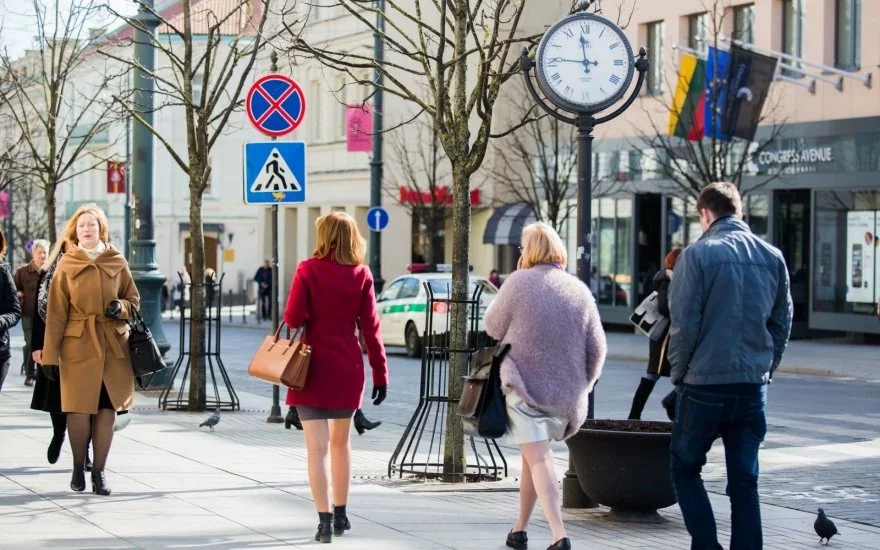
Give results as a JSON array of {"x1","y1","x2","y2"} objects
[{"x1": 377, "y1": 264, "x2": 499, "y2": 357}]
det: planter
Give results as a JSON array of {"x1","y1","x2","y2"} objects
[{"x1": 566, "y1": 419, "x2": 676, "y2": 522}]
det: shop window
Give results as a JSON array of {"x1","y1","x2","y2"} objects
[
  {"x1": 745, "y1": 193, "x2": 769, "y2": 240},
  {"x1": 835, "y1": 0, "x2": 861, "y2": 70},
  {"x1": 813, "y1": 190, "x2": 878, "y2": 315},
  {"x1": 591, "y1": 197, "x2": 632, "y2": 307}
]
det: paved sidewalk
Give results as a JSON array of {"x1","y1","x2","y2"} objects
[{"x1": 3, "y1": 380, "x2": 880, "y2": 549}]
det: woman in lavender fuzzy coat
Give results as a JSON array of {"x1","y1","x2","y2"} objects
[{"x1": 485, "y1": 222, "x2": 607, "y2": 550}]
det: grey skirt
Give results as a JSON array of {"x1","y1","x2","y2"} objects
[
  {"x1": 296, "y1": 406, "x2": 356, "y2": 421},
  {"x1": 504, "y1": 393, "x2": 568, "y2": 444}
]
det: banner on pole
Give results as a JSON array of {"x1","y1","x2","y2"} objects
[
  {"x1": 0, "y1": 192, "x2": 8, "y2": 218},
  {"x1": 346, "y1": 105, "x2": 373, "y2": 152},
  {"x1": 107, "y1": 161, "x2": 126, "y2": 194}
]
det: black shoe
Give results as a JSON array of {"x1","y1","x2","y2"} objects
[
  {"x1": 84, "y1": 450, "x2": 93, "y2": 472},
  {"x1": 547, "y1": 538, "x2": 571, "y2": 550},
  {"x1": 333, "y1": 515, "x2": 351, "y2": 536},
  {"x1": 70, "y1": 465, "x2": 86, "y2": 492},
  {"x1": 506, "y1": 530, "x2": 528, "y2": 549},
  {"x1": 353, "y1": 409, "x2": 381, "y2": 435},
  {"x1": 316, "y1": 512, "x2": 333, "y2": 543},
  {"x1": 285, "y1": 407, "x2": 303, "y2": 430},
  {"x1": 91, "y1": 470, "x2": 111, "y2": 496},
  {"x1": 47, "y1": 433, "x2": 65, "y2": 465}
]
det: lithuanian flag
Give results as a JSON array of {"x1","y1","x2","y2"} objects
[{"x1": 668, "y1": 53, "x2": 706, "y2": 141}]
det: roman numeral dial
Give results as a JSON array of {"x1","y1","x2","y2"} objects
[{"x1": 536, "y1": 13, "x2": 634, "y2": 111}]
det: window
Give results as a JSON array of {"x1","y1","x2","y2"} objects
[
  {"x1": 399, "y1": 278, "x2": 421, "y2": 299},
  {"x1": 378, "y1": 279, "x2": 405, "y2": 302},
  {"x1": 645, "y1": 21, "x2": 664, "y2": 95},
  {"x1": 835, "y1": 0, "x2": 861, "y2": 69},
  {"x1": 687, "y1": 12, "x2": 708, "y2": 52},
  {"x1": 732, "y1": 4, "x2": 755, "y2": 44},
  {"x1": 781, "y1": 0, "x2": 805, "y2": 76},
  {"x1": 336, "y1": 75, "x2": 347, "y2": 140},
  {"x1": 309, "y1": 79, "x2": 322, "y2": 141}
]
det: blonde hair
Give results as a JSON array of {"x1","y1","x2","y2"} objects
[
  {"x1": 61, "y1": 203, "x2": 110, "y2": 251},
  {"x1": 312, "y1": 211, "x2": 366, "y2": 266},
  {"x1": 520, "y1": 222, "x2": 567, "y2": 269}
]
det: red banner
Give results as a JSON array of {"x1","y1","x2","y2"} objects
[
  {"x1": 399, "y1": 186, "x2": 480, "y2": 206},
  {"x1": 107, "y1": 161, "x2": 126, "y2": 194},
  {"x1": 346, "y1": 105, "x2": 373, "y2": 152}
]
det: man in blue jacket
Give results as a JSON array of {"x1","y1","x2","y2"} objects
[{"x1": 668, "y1": 182, "x2": 793, "y2": 550}]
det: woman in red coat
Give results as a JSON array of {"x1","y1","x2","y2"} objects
[{"x1": 283, "y1": 211, "x2": 388, "y2": 543}]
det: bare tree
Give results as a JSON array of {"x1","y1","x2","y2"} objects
[
  {"x1": 0, "y1": 0, "x2": 127, "y2": 242},
  {"x1": 103, "y1": 0, "x2": 296, "y2": 411},
  {"x1": 640, "y1": 0, "x2": 790, "y2": 198},
  {"x1": 284, "y1": 0, "x2": 589, "y2": 480},
  {"x1": 386, "y1": 115, "x2": 451, "y2": 265}
]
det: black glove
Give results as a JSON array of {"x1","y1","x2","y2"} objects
[
  {"x1": 371, "y1": 386, "x2": 387, "y2": 406},
  {"x1": 105, "y1": 300, "x2": 122, "y2": 319},
  {"x1": 42, "y1": 365, "x2": 59, "y2": 382}
]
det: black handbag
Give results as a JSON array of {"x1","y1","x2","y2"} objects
[
  {"x1": 128, "y1": 309, "x2": 165, "y2": 388},
  {"x1": 459, "y1": 343, "x2": 510, "y2": 439}
]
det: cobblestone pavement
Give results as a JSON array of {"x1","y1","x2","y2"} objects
[{"x1": 144, "y1": 322, "x2": 880, "y2": 528}]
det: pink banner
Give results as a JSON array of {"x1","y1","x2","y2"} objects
[
  {"x1": 0, "y1": 192, "x2": 8, "y2": 218},
  {"x1": 346, "y1": 104, "x2": 373, "y2": 152}
]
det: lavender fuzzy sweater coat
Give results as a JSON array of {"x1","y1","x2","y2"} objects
[{"x1": 485, "y1": 265, "x2": 607, "y2": 439}]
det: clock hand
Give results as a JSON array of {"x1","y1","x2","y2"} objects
[{"x1": 548, "y1": 57, "x2": 590, "y2": 64}]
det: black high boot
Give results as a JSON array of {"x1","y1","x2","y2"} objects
[
  {"x1": 627, "y1": 378, "x2": 657, "y2": 420},
  {"x1": 353, "y1": 409, "x2": 381, "y2": 435},
  {"x1": 284, "y1": 407, "x2": 303, "y2": 430},
  {"x1": 47, "y1": 413, "x2": 66, "y2": 465},
  {"x1": 316, "y1": 512, "x2": 333, "y2": 543}
]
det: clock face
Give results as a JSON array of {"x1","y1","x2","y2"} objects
[{"x1": 536, "y1": 13, "x2": 635, "y2": 113}]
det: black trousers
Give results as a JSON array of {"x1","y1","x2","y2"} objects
[{"x1": 259, "y1": 292, "x2": 271, "y2": 320}]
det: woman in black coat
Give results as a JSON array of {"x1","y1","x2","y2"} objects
[
  {"x1": 628, "y1": 247, "x2": 682, "y2": 420},
  {"x1": 0, "y1": 229, "x2": 22, "y2": 392}
]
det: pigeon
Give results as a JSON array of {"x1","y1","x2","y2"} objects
[
  {"x1": 199, "y1": 408, "x2": 221, "y2": 431},
  {"x1": 814, "y1": 508, "x2": 839, "y2": 545}
]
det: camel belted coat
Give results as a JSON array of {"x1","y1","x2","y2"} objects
[{"x1": 42, "y1": 245, "x2": 140, "y2": 414}]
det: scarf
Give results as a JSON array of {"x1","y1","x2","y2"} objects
[{"x1": 79, "y1": 241, "x2": 107, "y2": 260}]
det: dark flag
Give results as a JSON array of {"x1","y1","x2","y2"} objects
[{"x1": 722, "y1": 45, "x2": 778, "y2": 141}]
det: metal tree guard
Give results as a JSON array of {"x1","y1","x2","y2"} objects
[
  {"x1": 388, "y1": 283, "x2": 507, "y2": 481},
  {"x1": 520, "y1": 41, "x2": 649, "y2": 507},
  {"x1": 159, "y1": 272, "x2": 240, "y2": 411}
]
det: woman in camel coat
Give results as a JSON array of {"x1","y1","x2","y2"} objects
[{"x1": 42, "y1": 204, "x2": 139, "y2": 496}]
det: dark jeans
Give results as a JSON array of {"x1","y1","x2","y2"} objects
[
  {"x1": 22, "y1": 317, "x2": 35, "y2": 377},
  {"x1": 670, "y1": 383, "x2": 768, "y2": 550},
  {"x1": 259, "y1": 291, "x2": 271, "y2": 320}
]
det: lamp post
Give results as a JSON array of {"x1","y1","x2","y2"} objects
[
  {"x1": 130, "y1": 0, "x2": 171, "y2": 375},
  {"x1": 369, "y1": 0, "x2": 385, "y2": 294},
  {"x1": 266, "y1": 50, "x2": 284, "y2": 425},
  {"x1": 520, "y1": 0, "x2": 649, "y2": 508}
]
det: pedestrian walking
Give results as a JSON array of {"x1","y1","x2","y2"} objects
[
  {"x1": 0, "y1": 229, "x2": 22, "y2": 392},
  {"x1": 254, "y1": 260, "x2": 272, "y2": 321},
  {"x1": 41, "y1": 204, "x2": 141, "y2": 497},
  {"x1": 485, "y1": 222, "x2": 606, "y2": 550},
  {"x1": 627, "y1": 247, "x2": 683, "y2": 420},
  {"x1": 489, "y1": 269, "x2": 503, "y2": 288},
  {"x1": 667, "y1": 182, "x2": 793, "y2": 550},
  {"x1": 15, "y1": 238, "x2": 49, "y2": 386},
  {"x1": 282, "y1": 211, "x2": 388, "y2": 543}
]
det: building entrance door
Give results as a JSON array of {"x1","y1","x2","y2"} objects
[{"x1": 774, "y1": 189, "x2": 811, "y2": 338}]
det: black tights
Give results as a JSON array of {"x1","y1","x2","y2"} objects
[
  {"x1": 50, "y1": 412, "x2": 66, "y2": 438},
  {"x1": 67, "y1": 411, "x2": 114, "y2": 471}
]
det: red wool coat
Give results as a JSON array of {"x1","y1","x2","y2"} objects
[{"x1": 283, "y1": 256, "x2": 388, "y2": 410}]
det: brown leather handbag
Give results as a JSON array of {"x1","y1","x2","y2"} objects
[{"x1": 247, "y1": 324, "x2": 312, "y2": 390}]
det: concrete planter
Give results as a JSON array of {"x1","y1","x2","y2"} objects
[{"x1": 566, "y1": 419, "x2": 677, "y2": 522}]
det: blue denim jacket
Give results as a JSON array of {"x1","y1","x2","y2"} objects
[{"x1": 667, "y1": 216, "x2": 793, "y2": 386}]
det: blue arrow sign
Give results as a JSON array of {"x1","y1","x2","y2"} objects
[
  {"x1": 243, "y1": 142, "x2": 307, "y2": 204},
  {"x1": 367, "y1": 207, "x2": 390, "y2": 232}
]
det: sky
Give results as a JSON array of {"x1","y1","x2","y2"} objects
[{"x1": 1, "y1": 0, "x2": 138, "y2": 59}]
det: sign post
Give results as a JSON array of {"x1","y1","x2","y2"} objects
[{"x1": 246, "y1": 52, "x2": 307, "y2": 424}]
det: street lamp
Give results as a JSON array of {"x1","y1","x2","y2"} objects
[
  {"x1": 369, "y1": 0, "x2": 385, "y2": 294},
  {"x1": 520, "y1": 0, "x2": 649, "y2": 507}
]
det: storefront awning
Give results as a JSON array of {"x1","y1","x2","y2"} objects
[{"x1": 482, "y1": 202, "x2": 536, "y2": 246}]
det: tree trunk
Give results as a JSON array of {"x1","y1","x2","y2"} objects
[
  {"x1": 45, "y1": 183, "x2": 57, "y2": 244},
  {"x1": 187, "y1": 176, "x2": 207, "y2": 411},
  {"x1": 443, "y1": 161, "x2": 470, "y2": 481}
]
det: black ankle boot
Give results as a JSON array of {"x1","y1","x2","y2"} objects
[
  {"x1": 547, "y1": 538, "x2": 571, "y2": 550},
  {"x1": 506, "y1": 530, "x2": 528, "y2": 549},
  {"x1": 316, "y1": 512, "x2": 333, "y2": 543},
  {"x1": 91, "y1": 470, "x2": 111, "y2": 496},
  {"x1": 285, "y1": 407, "x2": 303, "y2": 430},
  {"x1": 47, "y1": 432, "x2": 65, "y2": 465},
  {"x1": 70, "y1": 465, "x2": 86, "y2": 492},
  {"x1": 628, "y1": 378, "x2": 657, "y2": 420},
  {"x1": 353, "y1": 409, "x2": 381, "y2": 435},
  {"x1": 333, "y1": 505, "x2": 351, "y2": 536}
]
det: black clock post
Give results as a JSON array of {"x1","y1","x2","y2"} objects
[{"x1": 520, "y1": 17, "x2": 648, "y2": 509}]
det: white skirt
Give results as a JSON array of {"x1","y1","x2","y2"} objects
[{"x1": 504, "y1": 392, "x2": 568, "y2": 444}]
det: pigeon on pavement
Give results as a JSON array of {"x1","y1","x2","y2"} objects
[
  {"x1": 814, "y1": 508, "x2": 839, "y2": 545},
  {"x1": 199, "y1": 408, "x2": 221, "y2": 431}
]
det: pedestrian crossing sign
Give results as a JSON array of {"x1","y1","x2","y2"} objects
[{"x1": 243, "y1": 142, "x2": 307, "y2": 204}]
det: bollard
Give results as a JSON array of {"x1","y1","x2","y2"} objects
[
  {"x1": 228, "y1": 289, "x2": 233, "y2": 323},
  {"x1": 242, "y1": 292, "x2": 247, "y2": 324}
]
